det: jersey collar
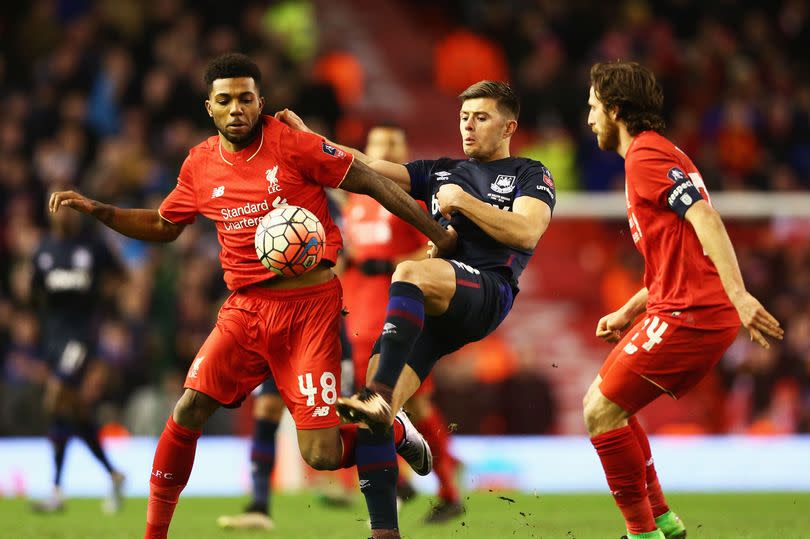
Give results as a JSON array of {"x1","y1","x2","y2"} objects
[{"x1": 218, "y1": 122, "x2": 265, "y2": 166}]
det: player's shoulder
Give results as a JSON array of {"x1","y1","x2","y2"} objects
[
  {"x1": 505, "y1": 156, "x2": 548, "y2": 174},
  {"x1": 186, "y1": 133, "x2": 220, "y2": 161},
  {"x1": 628, "y1": 131, "x2": 679, "y2": 163}
]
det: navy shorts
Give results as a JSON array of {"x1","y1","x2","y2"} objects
[
  {"x1": 373, "y1": 259, "x2": 516, "y2": 381},
  {"x1": 46, "y1": 336, "x2": 94, "y2": 386}
]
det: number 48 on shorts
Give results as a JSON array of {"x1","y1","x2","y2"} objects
[{"x1": 298, "y1": 371, "x2": 338, "y2": 416}]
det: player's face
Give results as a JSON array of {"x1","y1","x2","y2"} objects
[
  {"x1": 364, "y1": 127, "x2": 408, "y2": 164},
  {"x1": 206, "y1": 77, "x2": 265, "y2": 148},
  {"x1": 459, "y1": 98, "x2": 515, "y2": 161},
  {"x1": 588, "y1": 86, "x2": 619, "y2": 152}
]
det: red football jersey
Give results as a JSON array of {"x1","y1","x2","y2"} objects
[
  {"x1": 341, "y1": 194, "x2": 426, "y2": 337},
  {"x1": 624, "y1": 131, "x2": 739, "y2": 328},
  {"x1": 342, "y1": 194, "x2": 426, "y2": 264},
  {"x1": 159, "y1": 115, "x2": 353, "y2": 290}
]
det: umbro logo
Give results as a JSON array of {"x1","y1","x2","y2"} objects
[
  {"x1": 211, "y1": 186, "x2": 225, "y2": 198},
  {"x1": 312, "y1": 406, "x2": 331, "y2": 417},
  {"x1": 435, "y1": 171, "x2": 451, "y2": 180},
  {"x1": 382, "y1": 322, "x2": 397, "y2": 335}
]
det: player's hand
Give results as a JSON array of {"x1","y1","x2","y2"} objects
[
  {"x1": 436, "y1": 184, "x2": 465, "y2": 220},
  {"x1": 595, "y1": 310, "x2": 634, "y2": 343},
  {"x1": 274, "y1": 108, "x2": 313, "y2": 134},
  {"x1": 428, "y1": 225, "x2": 457, "y2": 258},
  {"x1": 732, "y1": 292, "x2": 784, "y2": 349},
  {"x1": 49, "y1": 190, "x2": 97, "y2": 214}
]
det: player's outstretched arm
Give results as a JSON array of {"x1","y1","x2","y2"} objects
[
  {"x1": 49, "y1": 190, "x2": 185, "y2": 242},
  {"x1": 685, "y1": 200, "x2": 784, "y2": 348},
  {"x1": 275, "y1": 108, "x2": 412, "y2": 192},
  {"x1": 436, "y1": 184, "x2": 550, "y2": 251},
  {"x1": 341, "y1": 160, "x2": 456, "y2": 255}
]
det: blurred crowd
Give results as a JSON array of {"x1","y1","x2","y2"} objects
[{"x1": 0, "y1": 0, "x2": 808, "y2": 437}]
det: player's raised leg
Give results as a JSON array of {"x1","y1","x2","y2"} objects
[{"x1": 337, "y1": 258, "x2": 456, "y2": 428}]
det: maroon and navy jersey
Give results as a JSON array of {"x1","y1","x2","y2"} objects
[
  {"x1": 624, "y1": 131, "x2": 739, "y2": 328},
  {"x1": 159, "y1": 115, "x2": 354, "y2": 290},
  {"x1": 405, "y1": 157, "x2": 555, "y2": 288}
]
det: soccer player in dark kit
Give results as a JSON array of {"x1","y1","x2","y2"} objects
[
  {"x1": 277, "y1": 80, "x2": 555, "y2": 534},
  {"x1": 49, "y1": 53, "x2": 454, "y2": 539},
  {"x1": 30, "y1": 201, "x2": 126, "y2": 514},
  {"x1": 583, "y1": 61, "x2": 783, "y2": 539}
]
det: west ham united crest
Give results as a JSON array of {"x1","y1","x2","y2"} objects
[{"x1": 490, "y1": 174, "x2": 516, "y2": 194}]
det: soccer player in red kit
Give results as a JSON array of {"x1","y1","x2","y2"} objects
[
  {"x1": 583, "y1": 61, "x2": 784, "y2": 539},
  {"x1": 343, "y1": 124, "x2": 463, "y2": 522},
  {"x1": 48, "y1": 54, "x2": 454, "y2": 539}
]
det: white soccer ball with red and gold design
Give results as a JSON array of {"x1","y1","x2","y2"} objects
[{"x1": 254, "y1": 205, "x2": 325, "y2": 277}]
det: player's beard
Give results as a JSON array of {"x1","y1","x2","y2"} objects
[
  {"x1": 218, "y1": 118, "x2": 262, "y2": 148},
  {"x1": 598, "y1": 119, "x2": 620, "y2": 152}
]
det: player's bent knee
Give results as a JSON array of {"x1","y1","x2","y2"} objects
[
  {"x1": 301, "y1": 448, "x2": 340, "y2": 471},
  {"x1": 391, "y1": 260, "x2": 422, "y2": 285},
  {"x1": 173, "y1": 389, "x2": 220, "y2": 430}
]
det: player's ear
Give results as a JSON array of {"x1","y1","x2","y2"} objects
[
  {"x1": 204, "y1": 99, "x2": 213, "y2": 118},
  {"x1": 504, "y1": 118, "x2": 518, "y2": 139},
  {"x1": 259, "y1": 95, "x2": 266, "y2": 111},
  {"x1": 608, "y1": 105, "x2": 620, "y2": 122}
]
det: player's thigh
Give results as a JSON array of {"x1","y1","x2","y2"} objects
[
  {"x1": 392, "y1": 258, "x2": 457, "y2": 315},
  {"x1": 599, "y1": 315, "x2": 737, "y2": 413},
  {"x1": 185, "y1": 305, "x2": 271, "y2": 409},
  {"x1": 272, "y1": 280, "x2": 343, "y2": 430}
]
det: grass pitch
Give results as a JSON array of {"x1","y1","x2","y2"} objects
[{"x1": 4, "y1": 492, "x2": 809, "y2": 539}]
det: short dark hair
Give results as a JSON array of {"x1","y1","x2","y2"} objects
[
  {"x1": 204, "y1": 53, "x2": 262, "y2": 93},
  {"x1": 458, "y1": 80, "x2": 520, "y2": 120},
  {"x1": 590, "y1": 61, "x2": 665, "y2": 135}
]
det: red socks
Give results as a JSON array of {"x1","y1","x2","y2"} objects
[
  {"x1": 628, "y1": 416, "x2": 670, "y2": 518},
  {"x1": 416, "y1": 409, "x2": 459, "y2": 503},
  {"x1": 144, "y1": 417, "x2": 201, "y2": 539},
  {"x1": 591, "y1": 425, "x2": 656, "y2": 534},
  {"x1": 338, "y1": 423, "x2": 360, "y2": 468}
]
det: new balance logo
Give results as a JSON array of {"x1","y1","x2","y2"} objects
[
  {"x1": 382, "y1": 322, "x2": 397, "y2": 335},
  {"x1": 211, "y1": 186, "x2": 225, "y2": 198},
  {"x1": 359, "y1": 479, "x2": 370, "y2": 490},
  {"x1": 312, "y1": 406, "x2": 330, "y2": 417},
  {"x1": 272, "y1": 195, "x2": 288, "y2": 208}
]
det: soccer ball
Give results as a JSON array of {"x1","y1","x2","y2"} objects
[{"x1": 254, "y1": 205, "x2": 325, "y2": 277}]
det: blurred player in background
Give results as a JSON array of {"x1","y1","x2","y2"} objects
[
  {"x1": 277, "y1": 79, "x2": 555, "y2": 534},
  {"x1": 583, "y1": 61, "x2": 784, "y2": 539},
  {"x1": 342, "y1": 124, "x2": 463, "y2": 522},
  {"x1": 49, "y1": 53, "x2": 454, "y2": 539},
  {"x1": 30, "y1": 201, "x2": 126, "y2": 513}
]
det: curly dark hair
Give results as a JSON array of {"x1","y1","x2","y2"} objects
[
  {"x1": 590, "y1": 61, "x2": 665, "y2": 135},
  {"x1": 204, "y1": 53, "x2": 262, "y2": 93},
  {"x1": 458, "y1": 80, "x2": 520, "y2": 120}
]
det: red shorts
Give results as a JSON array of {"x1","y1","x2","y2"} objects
[
  {"x1": 351, "y1": 336, "x2": 434, "y2": 397},
  {"x1": 185, "y1": 278, "x2": 343, "y2": 429},
  {"x1": 599, "y1": 314, "x2": 739, "y2": 414}
]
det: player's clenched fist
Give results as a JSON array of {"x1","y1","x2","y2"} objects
[
  {"x1": 49, "y1": 190, "x2": 97, "y2": 214},
  {"x1": 731, "y1": 292, "x2": 784, "y2": 349},
  {"x1": 436, "y1": 184, "x2": 465, "y2": 220},
  {"x1": 595, "y1": 309, "x2": 634, "y2": 343}
]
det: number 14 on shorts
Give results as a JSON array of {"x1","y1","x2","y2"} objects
[
  {"x1": 298, "y1": 371, "x2": 338, "y2": 407},
  {"x1": 623, "y1": 316, "x2": 669, "y2": 355}
]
